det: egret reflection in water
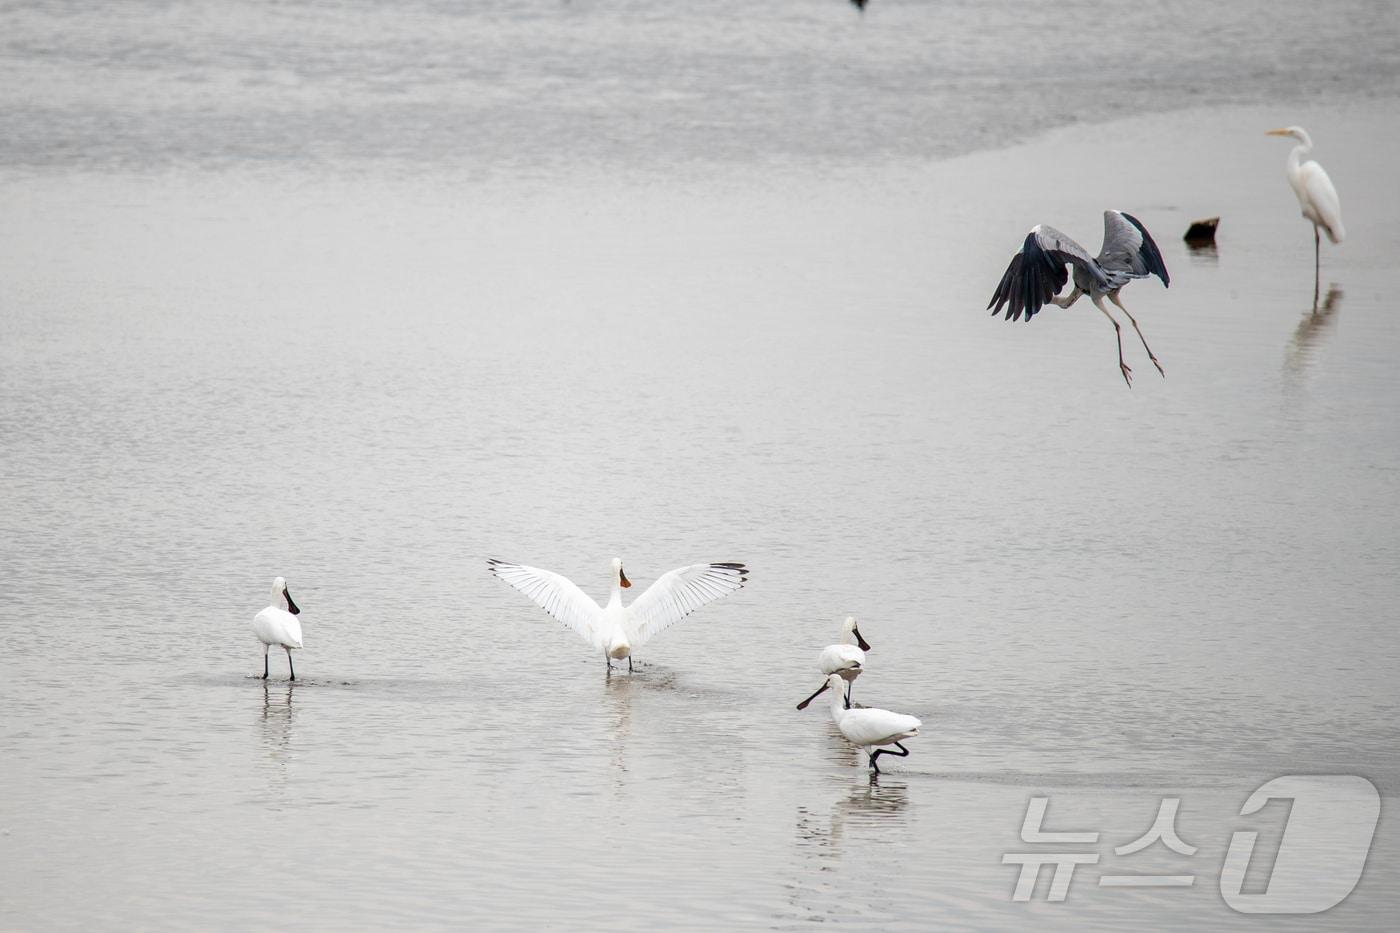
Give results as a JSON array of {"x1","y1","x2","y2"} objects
[{"x1": 1285, "y1": 284, "x2": 1344, "y2": 375}]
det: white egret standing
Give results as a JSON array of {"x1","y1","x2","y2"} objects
[
  {"x1": 796, "y1": 616, "x2": 871, "y2": 710},
  {"x1": 808, "y1": 673, "x2": 922, "y2": 774},
  {"x1": 251, "y1": 577, "x2": 303, "y2": 681},
  {"x1": 488, "y1": 557, "x2": 748, "y2": 672},
  {"x1": 1266, "y1": 126, "x2": 1344, "y2": 301},
  {"x1": 988, "y1": 210, "x2": 1170, "y2": 387}
]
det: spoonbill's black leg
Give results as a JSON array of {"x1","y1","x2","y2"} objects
[
  {"x1": 262, "y1": 647, "x2": 269, "y2": 680},
  {"x1": 628, "y1": 656, "x2": 634, "y2": 673},
  {"x1": 868, "y1": 742, "x2": 911, "y2": 772},
  {"x1": 844, "y1": 682, "x2": 852, "y2": 709},
  {"x1": 286, "y1": 647, "x2": 296, "y2": 682}
]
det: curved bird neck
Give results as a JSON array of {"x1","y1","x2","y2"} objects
[{"x1": 1286, "y1": 132, "x2": 1312, "y2": 178}]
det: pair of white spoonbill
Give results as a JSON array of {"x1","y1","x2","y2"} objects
[
  {"x1": 794, "y1": 616, "x2": 923, "y2": 774},
  {"x1": 252, "y1": 557, "x2": 922, "y2": 772}
]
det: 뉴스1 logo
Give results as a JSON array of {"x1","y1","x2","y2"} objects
[{"x1": 1003, "y1": 774, "x2": 1380, "y2": 914}]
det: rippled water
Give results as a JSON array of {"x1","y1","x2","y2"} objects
[{"x1": 2, "y1": 2, "x2": 1399, "y2": 929}]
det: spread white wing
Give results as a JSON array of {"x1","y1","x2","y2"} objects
[
  {"x1": 488, "y1": 559, "x2": 603, "y2": 644},
  {"x1": 627, "y1": 562, "x2": 748, "y2": 646}
]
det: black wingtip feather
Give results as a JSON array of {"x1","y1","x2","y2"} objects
[{"x1": 1121, "y1": 211, "x2": 1170, "y2": 288}]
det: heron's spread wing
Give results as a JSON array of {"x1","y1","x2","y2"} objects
[
  {"x1": 627, "y1": 562, "x2": 748, "y2": 646},
  {"x1": 1097, "y1": 211, "x2": 1170, "y2": 288},
  {"x1": 987, "y1": 225, "x2": 1105, "y2": 322},
  {"x1": 487, "y1": 559, "x2": 603, "y2": 643}
]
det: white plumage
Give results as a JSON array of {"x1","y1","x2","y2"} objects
[
  {"x1": 251, "y1": 576, "x2": 303, "y2": 680},
  {"x1": 1268, "y1": 125, "x2": 1344, "y2": 291},
  {"x1": 823, "y1": 674, "x2": 922, "y2": 773},
  {"x1": 488, "y1": 557, "x2": 747, "y2": 670},
  {"x1": 797, "y1": 616, "x2": 871, "y2": 709}
]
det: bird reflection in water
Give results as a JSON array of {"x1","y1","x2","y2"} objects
[
  {"x1": 603, "y1": 668, "x2": 637, "y2": 788},
  {"x1": 794, "y1": 777, "x2": 912, "y2": 873},
  {"x1": 259, "y1": 680, "x2": 296, "y2": 767},
  {"x1": 1285, "y1": 284, "x2": 1343, "y2": 375}
]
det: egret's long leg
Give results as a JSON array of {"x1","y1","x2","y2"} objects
[
  {"x1": 1052, "y1": 287, "x2": 1084, "y2": 309},
  {"x1": 262, "y1": 646, "x2": 269, "y2": 680},
  {"x1": 1314, "y1": 226, "x2": 1321, "y2": 308},
  {"x1": 285, "y1": 647, "x2": 296, "y2": 682},
  {"x1": 1108, "y1": 291, "x2": 1164, "y2": 377},
  {"x1": 1092, "y1": 296, "x2": 1132, "y2": 387}
]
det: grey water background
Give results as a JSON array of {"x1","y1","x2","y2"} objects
[{"x1": 3, "y1": 1, "x2": 1400, "y2": 929}]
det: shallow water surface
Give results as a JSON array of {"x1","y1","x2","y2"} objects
[{"x1": 2, "y1": 2, "x2": 1399, "y2": 929}]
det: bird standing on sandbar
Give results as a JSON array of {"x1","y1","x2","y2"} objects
[{"x1": 988, "y1": 210, "x2": 1170, "y2": 387}]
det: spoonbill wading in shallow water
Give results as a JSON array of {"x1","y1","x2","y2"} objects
[
  {"x1": 488, "y1": 557, "x2": 748, "y2": 672},
  {"x1": 796, "y1": 616, "x2": 871, "y2": 710},
  {"x1": 988, "y1": 210, "x2": 1170, "y2": 387},
  {"x1": 252, "y1": 576, "x2": 303, "y2": 681},
  {"x1": 808, "y1": 673, "x2": 921, "y2": 773},
  {"x1": 1266, "y1": 126, "x2": 1344, "y2": 301}
]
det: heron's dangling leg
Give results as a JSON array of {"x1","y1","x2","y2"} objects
[
  {"x1": 1108, "y1": 291, "x2": 1164, "y2": 377},
  {"x1": 262, "y1": 646, "x2": 269, "y2": 680},
  {"x1": 285, "y1": 647, "x2": 295, "y2": 682},
  {"x1": 1051, "y1": 287, "x2": 1084, "y2": 309},
  {"x1": 1092, "y1": 296, "x2": 1132, "y2": 387}
]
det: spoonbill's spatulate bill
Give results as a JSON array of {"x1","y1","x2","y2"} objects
[
  {"x1": 810, "y1": 673, "x2": 921, "y2": 773},
  {"x1": 796, "y1": 616, "x2": 871, "y2": 710},
  {"x1": 251, "y1": 576, "x2": 303, "y2": 681},
  {"x1": 988, "y1": 210, "x2": 1170, "y2": 387},
  {"x1": 488, "y1": 557, "x2": 748, "y2": 671}
]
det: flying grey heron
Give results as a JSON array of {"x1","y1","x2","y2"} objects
[
  {"x1": 1266, "y1": 126, "x2": 1344, "y2": 304},
  {"x1": 987, "y1": 210, "x2": 1170, "y2": 387}
]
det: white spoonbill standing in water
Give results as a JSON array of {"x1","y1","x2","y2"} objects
[
  {"x1": 988, "y1": 210, "x2": 1170, "y2": 387},
  {"x1": 488, "y1": 557, "x2": 748, "y2": 671},
  {"x1": 796, "y1": 616, "x2": 871, "y2": 710},
  {"x1": 809, "y1": 673, "x2": 922, "y2": 774},
  {"x1": 252, "y1": 576, "x2": 303, "y2": 681},
  {"x1": 1266, "y1": 125, "x2": 1344, "y2": 301}
]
